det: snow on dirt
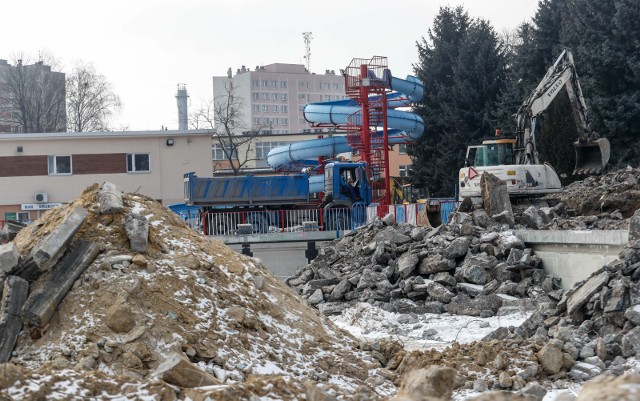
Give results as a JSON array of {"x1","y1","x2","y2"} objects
[{"x1": 332, "y1": 302, "x2": 531, "y2": 351}]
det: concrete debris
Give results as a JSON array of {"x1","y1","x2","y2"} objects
[
  {"x1": 0, "y1": 242, "x2": 20, "y2": 274},
  {"x1": 154, "y1": 352, "x2": 221, "y2": 388},
  {"x1": 0, "y1": 182, "x2": 386, "y2": 400},
  {"x1": 0, "y1": 167, "x2": 639, "y2": 400},
  {"x1": 97, "y1": 181, "x2": 124, "y2": 214},
  {"x1": 287, "y1": 212, "x2": 561, "y2": 317},
  {"x1": 0, "y1": 276, "x2": 29, "y2": 362}
]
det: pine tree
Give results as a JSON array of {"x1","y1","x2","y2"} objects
[{"x1": 410, "y1": 6, "x2": 507, "y2": 196}]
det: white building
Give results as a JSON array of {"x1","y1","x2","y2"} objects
[
  {"x1": 212, "y1": 63, "x2": 346, "y2": 137},
  {"x1": 0, "y1": 130, "x2": 213, "y2": 223}
]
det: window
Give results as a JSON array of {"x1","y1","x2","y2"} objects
[
  {"x1": 252, "y1": 92, "x2": 259, "y2": 100},
  {"x1": 212, "y1": 143, "x2": 237, "y2": 160},
  {"x1": 271, "y1": 80, "x2": 277, "y2": 88},
  {"x1": 280, "y1": 81, "x2": 287, "y2": 88},
  {"x1": 255, "y1": 141, "x2": 288, "y2": 159},
  {"x1": 254, "y1": 117, "x2": 261, "y2": 124},
  {"x1": 262, "y1": 80, "x2": 268, "y2": 87},
  {"x1": 262, "y1": 93, "x2": 269, "y2": 100},
  {"x1": 262, "y1": 105, "x2": 269, "y2": 112},
  {"x1": 252, "y1": 79, "x2": 259, "y2": 87},
  {"x1": 398, "y1": 144, "x2": 408, "y2": 154},
  {"x1": 298, "y1": 81, "x2": 305, "y2": 88},
  {"x1": 252, "y1": 105, "x2": 260, "y2": 112},
  {"x1": 281, "y1": 93, "x2": 287, "y2": 101},
  {"x1": 282, "y1": 118, "x2": 288, "y2": 125},
  {"x1": 272, "y1": 105, "x2": 278, "y2": 112},
  {"x1": 399, "y1": 165, "x2": 413, "y2": 177},
  {"x1": 270, "y1": 93, "x2": 277, "y2": 100},
  {"x1": 4, "y1": 212, "x2": 30, "y2": 223},
  {"x1": 273, "y1": 118, "x2": 279, "y2": 125},
  {"x1": 332, "y1": 83, "x2": 339, "y2": 90},
  {"x1": 127, "y1": 154, "x2": 150, "y2": 173},
  {"x1": 48, "y1": 155, "x2": 72, "y2": 175},
  {"x1": 281, "y1": 105, "x2": 288, "y2": 112},
  {"x1": 299, "y1": 106, "x2": 304, "y2": 111},
  {"x1": 298, "y1": 93, "x2": 306, "y2": 99}
]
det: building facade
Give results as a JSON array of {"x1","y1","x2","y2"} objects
[
  {"x1": 213, "y1": 63, "x2": 346, "y2": 136},
  {"x1": 0, "y1": 130, "x2": 212, "y2": 224},
  {"x1": 0, "y1": 59, "x2": 66, "y2": 133}
]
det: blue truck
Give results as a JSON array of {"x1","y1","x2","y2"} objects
[{"x1": 183, "y1": 162, "x2": 373, "y2": 234}]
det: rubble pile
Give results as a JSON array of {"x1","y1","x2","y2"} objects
[
  {"x1": 483, "y1": 209, "x2": 640, "y2": 386},
  {"x1": 557, "y1": 165, "x2": 640, "y2": 218},
  {"x1": 0, "y1": 183, "x2": 390, "y2": 400},
  {"x1": 287, "y1": 212, "x2": 563, "y2": 318},
  {"x1": 511, "y1": 200, "x2": 629, "y2": 231}
]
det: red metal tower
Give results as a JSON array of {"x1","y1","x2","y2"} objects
[{"x1": 343, "y1": 56, "x2": 392, "y2": 205}]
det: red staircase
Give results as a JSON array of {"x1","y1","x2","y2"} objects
[{"x1": 343, "y1": 56, "x2": 392, "y2": 204}]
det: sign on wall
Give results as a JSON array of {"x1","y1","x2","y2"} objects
[{"x1": 21, "y1": 203, "x2": 62, "y2": 211}]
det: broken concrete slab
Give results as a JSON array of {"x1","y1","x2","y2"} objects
[
  {"x1": 154, "y1": 352, "x2": 221, "y2": 388},
  {"x1": 481, "y1": 172, "x2": 513, "y2": 217},
  {"x1": 0, "y1": 276, "x2": 29, "y2": 362},
  {"x1": 33, "y1": 206, "x2": 88, "y2": 271},
  {"x1": 567, "y1": 271, "x2": 610, "y2": 315},
  {"x1": 22, "y1": 240, "x2": 100, "y2": 328},
  {"x1": 98, "y1": 182, "x2": 124, "y2": 214},
  {"x1": 0, "y1": 221, "x2": 27, "y2": 243},
  {"x1": 0, "y1": 243, "x2": 20, "y2": 275},
  {"x1": 124, "y1": 213, "x2": 149, "y2": 253}
]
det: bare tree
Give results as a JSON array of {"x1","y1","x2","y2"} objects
[
  {"x1": 190, "y1": 82, "x2": 266, "y2": 175},
  {"x1": 0, "y1": 51, "x2": 66, "y2": 133},
  {"x1": 66, "y1": 62, "x2": 122, "y2": 132}
]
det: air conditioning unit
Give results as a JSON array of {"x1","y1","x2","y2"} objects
[{"x1": 34, "y1": 192, "x2": 48, "y2": 203}]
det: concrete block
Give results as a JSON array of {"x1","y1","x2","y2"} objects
[
  {"x1": 0, "y1": 243, "x2": 20, "y2": 275},
  {"x1": 124, "y1": 213, "x2": 149, "y2": 253},
  {"x1": 33, "y1": 206, "x2": 88, "y2": 271},
  {"x1": 154, "y1": 352, "x2": 220, "y2": 387},
  {"x1": 98, "y1": 182, "x2": 124, "y2": 214},
  {"x1": 23, "y1": 240, "x2": 100, "y2": 328},
  {"x1": 567, "y1": 271, "x2": 610, "y2": 315},
  {"x1": 481, "y1": 172, "x2": 513, "y2": 216},
  {"x1": 0, "y1": 276, "x2": 29, "y2": 362}
]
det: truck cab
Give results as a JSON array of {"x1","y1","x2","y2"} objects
[{"x1": 323, "y1": 162, "x2": 371, "y2": 207}]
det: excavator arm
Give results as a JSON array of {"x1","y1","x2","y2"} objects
[{"x1": 515, "y1": 49, "x2": 610, "y2": 174}]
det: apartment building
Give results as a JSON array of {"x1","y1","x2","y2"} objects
[
  {"x1": 0, "y1": 59, "x2": 66, "y2": 133},
  {"x1": 212, "y1": 63, "x2": 346, "y2": 137}
]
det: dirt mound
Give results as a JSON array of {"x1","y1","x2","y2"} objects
[{"x1": 0, "y1": 183, "x2": 387, "y2": 400}]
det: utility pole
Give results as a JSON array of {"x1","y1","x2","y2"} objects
[{"x1": 303, "y1": 32, "x2": 312, "y2": 73}]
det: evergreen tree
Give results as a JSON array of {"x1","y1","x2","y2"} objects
[
  {"x1": 560, "y1": 0, "x2": 640, "y2": 167},
  {"x1": 410, "y1": 6, "x2": 506, "y2": 196}
]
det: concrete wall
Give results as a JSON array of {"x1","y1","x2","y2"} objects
[{"x1": 516, "y1": 230, "x2": 628, "y2": 289}]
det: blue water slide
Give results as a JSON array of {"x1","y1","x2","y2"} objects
[{"x1": 266, "y1": 73, "x2": 425, "y2": 172}]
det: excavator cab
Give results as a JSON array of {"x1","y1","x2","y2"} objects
[
  {"x1": 465, "y1": 138, "x2": 517, "y2": 167},
  {"x1": 573, "y1": 137, "x2": 610, "y2": 174}
]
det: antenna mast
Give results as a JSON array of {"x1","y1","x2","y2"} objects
[{"x1": 303, "y1": 32, "x2": 312, "y2": 72}]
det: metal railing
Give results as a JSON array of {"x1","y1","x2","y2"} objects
[{"x1": 176, "y1": 199, "x2": 460, "y2": 236}]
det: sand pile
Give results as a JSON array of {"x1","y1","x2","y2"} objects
[{"x1": 0, "y1": 183, "x2": 388, "y2": 400}]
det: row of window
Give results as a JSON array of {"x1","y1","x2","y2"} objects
[
  {"x1": 253, "y1": 92, "x2": 288, "y2": 101},
  {"x1": 253, "y1": 117, "x2": 288, "y2": 126},
  {"x1": 47, "y1": 154, "x2": 150, "y2": 175},
  {"x1": 252, "y1": 105, "x2": 289, "y2": 113},
  {"x1": 253, "y1": 80, "x2": 288, "y2": 89},
  {"x1": 212, "y1": 142, "x2": 290, "y2": 161}
]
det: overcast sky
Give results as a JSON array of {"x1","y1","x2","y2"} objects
[{"x1": 1, "y1": 0, "x2": 539, "y2": 131}]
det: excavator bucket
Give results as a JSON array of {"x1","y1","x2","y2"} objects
[{"x1": 573, "y1": 138, "x2": 610, "y2": 174}]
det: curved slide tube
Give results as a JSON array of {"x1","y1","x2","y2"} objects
[{"x1": 267, "y1": 74, "x2": 425, "y2": 172}]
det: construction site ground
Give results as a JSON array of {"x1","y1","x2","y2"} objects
[{"x1": 1, "y1": 167, "x2": 640, "y2": 400}]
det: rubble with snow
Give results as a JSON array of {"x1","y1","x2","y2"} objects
[{"x1": 1, "y1": 166, "x2": 640, "y2": 400}]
